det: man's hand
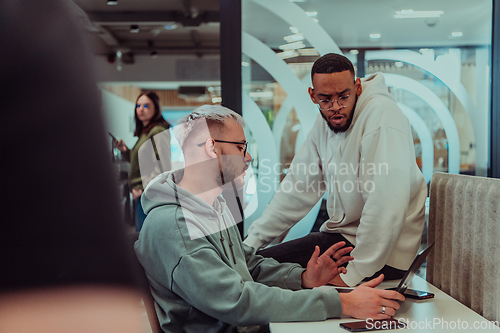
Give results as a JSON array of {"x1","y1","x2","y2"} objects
[
  {"x1": 339, "y1": 274, "x2": 405, "y2": 319},
  {"x1": 301, "y1": 242, "x2": 353, "y2": 289}
]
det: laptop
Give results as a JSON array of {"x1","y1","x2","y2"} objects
[
  {"x1": 392, "y1": 242, "x2": 435, "y2": 294},
  {"x1": 335, "y1": 242, "x2": 435, "y2": 294}
]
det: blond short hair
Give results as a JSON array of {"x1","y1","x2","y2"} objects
[{"x1": 174, "y1": 105, "x2": 245, "y2": 149}]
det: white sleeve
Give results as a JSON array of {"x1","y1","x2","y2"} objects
[{"x1": 244, "y1": 134, "x2": 326, "y2": 250}]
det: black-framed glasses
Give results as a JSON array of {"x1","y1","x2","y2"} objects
[
  {"x1": 197, "y1": 139, "x2": 248, "y2": 156},
  {"x1": 317, "y1": 94, "x2": 351, "y2": 112}
]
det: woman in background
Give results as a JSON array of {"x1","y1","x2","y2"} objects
[{"x1": 117, "y1": 92, "x2": 171, "y2": 231}]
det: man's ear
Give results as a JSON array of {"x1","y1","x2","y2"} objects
[
  {"x1": 355, "y1": 77, "x2": 362, "y2": 96},
  {"x1": 308, "y1": 87, "x2": 316, "y2": 103},
  {"x1": 206, "y1": 139, "x2": 217, "y2": 158}
]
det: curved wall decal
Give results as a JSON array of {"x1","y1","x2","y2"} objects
[
  {"x1": 398, "y1": 103, "x2": 435, "y2": 183},
  {"x1": 242, "y1": 32, "x2": 317, "y2": 133},
  {"x1": 366, "y1": 50, "x2": 482, "y2": 173},
  {"x1": 242, "y1": 94, "x2": 279, "y2": 233},
  {"x1": 250, "y1": 0, "x2": 341, "y2": 56},
  {"x1": 383, "y1": 73, "x2": 460, "y2": 174}
]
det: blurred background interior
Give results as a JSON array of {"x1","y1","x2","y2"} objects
[{"x1": 71, "y1": 0, "x2": 496, "y2": 266}]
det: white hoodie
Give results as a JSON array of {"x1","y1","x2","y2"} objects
[{"x1": 244, "y1": 73, "x2": 427, "y2": 286}]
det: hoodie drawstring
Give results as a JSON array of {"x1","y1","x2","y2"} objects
[{"x1": 219, "y1": 215, "x2": 236, "y2": 265}]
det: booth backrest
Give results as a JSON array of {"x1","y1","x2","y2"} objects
[{"x1": 427, "y1": 172, "x2": 500, "y2": 324}]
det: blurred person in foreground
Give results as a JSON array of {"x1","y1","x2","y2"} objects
[
  {"x1": 116, "y1": 91, "x2": 171, "y2": 232},
  {"x1": 134, "y1": 105, "x2": 404, "y2": 333},
  {"x1": 245, "y1": 54, "x2": 428, "y2": 287},
  {"x1": 0, "y1": 0, "x2": 144, "y2": 332}
]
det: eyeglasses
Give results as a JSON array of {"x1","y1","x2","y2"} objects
[
  {"x1": 317, "y1": 95, "x2": 351, "y2": 112},
  {"x1": 197, "y1": 139, "x2": 248, "y2": 157}
]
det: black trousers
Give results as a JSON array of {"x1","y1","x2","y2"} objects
[{"x1": 256, "y1": 232, "x2": 406, "y2": 282}]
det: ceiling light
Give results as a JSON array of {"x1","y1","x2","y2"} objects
[
  {"x1": 370, "y1": 33, "x2": 381, "y2": 39},
  {"x1": 277, "y1": 50, "x2": 299, "y2": 59},
  {"x1": 451, "y1": 31, "x2": 463, "y2": 37},
  {"x1": 107, "y1": 0, "x2": 118, "y2": 5},
  {"x1": 164, "y1": 24, "x2": 177, "y2": 30},
  {"x1": 395, "y1": 61, "x2": 404, "y2": 68},
  {"x1": 279, "y1": 41, "x2": 306, "y2": 51},
  {"x1": 241, "y1": 61, "x2": 250, "y2": 67},
  {"x1": 130, "y1": 25, "x2": 140, "y2": 33},
  {"x1": 289, "y1": 26, "x2": 300, "y2": 34},
  {"x1": 394, "y1": 10, "x2": 443, "y2": 18},
  {"x1": 312, "y1": 18, "x2": 319, "y2": 23},
  {"x1": 350, "y1": 49, "x2": 359, "y2": 55},
  {"x1": 298, "y1": 48, "x2": 318, "y2": 56},
  {"x1": 306, "y1": 11, "x2": 317, "y2": 17},
  {"x1": 284, "y1": 33, "x2": 304, "y2": 43}
]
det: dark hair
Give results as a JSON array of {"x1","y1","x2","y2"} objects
[
  {"x1": 311, "y1": 53, "x2": 355, "y2": 80},
  {"x1": 133, "y1": 91, "x2": 170, "y2": 137}
]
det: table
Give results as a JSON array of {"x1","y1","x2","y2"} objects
[{"x1": 270, "y1": 276, "x2": 500, "y2": 332}]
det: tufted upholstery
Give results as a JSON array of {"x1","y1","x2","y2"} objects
[{"x1": 427, "y1": 172, "x2": 500, "y2": 324}]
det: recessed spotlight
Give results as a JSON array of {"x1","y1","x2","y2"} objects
[
  {"x1": 107, "y1": 0, "x2": 117, "y2": 5},
  {"x1": 130, "y1": 25, "x2": 140, "y2": 33},
  {"x1": 241, "y1": 61, "x2": 250, "y2": 67},
  {"x1": 277, "y1": 50, "x2": 299, "y2": 60},
  {"x1": 290, "y1": 26, "x2": 300, "y2": 34},
  {"x1": 451, "y1": 31, "x2": 463, "y2": 37},
  {"x1": 394, "y1": 10, "x2": 443, "y2": 19},
  {"x1": 350, "y1": 49, "x2": 359, "y2": 55},
  {"x1": 164, "y1": 24, "x2": 177, "y2": 30},
  {"x1": 298, "y1": 48, "x2": 318, "y2": 56},
  {"x1": 279, "y1": 41, "x2": 306, "y2": 51},
  {"x1": 284, "y1": 33, "x2": 305, "y2": 43},
  {"x1": 312, "y1": 18, "x2": 319, "y2": 23},
  {"x1": 306, "y1": 11, "x2": 317, "y2": 17},
  {"x1": 370, "y1": 33, "x2": 381, "y2": 39}
]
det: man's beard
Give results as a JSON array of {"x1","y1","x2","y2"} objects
[
  {"x1": 215, "y1": 153, "x2": 246, "y2": 189},
  {"x1": 321, "y1": 96, "x2": 358, "y2": 133}
]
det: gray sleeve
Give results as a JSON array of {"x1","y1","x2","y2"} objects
[{"x1": 171, "y1": 247, "x2": 342, "y2": 327}]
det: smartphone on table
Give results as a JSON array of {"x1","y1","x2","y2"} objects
[{"x1": 340, "y1": 319, "x2": 406, "y2": 332}]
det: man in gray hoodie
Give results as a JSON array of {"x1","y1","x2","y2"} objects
[{"x1": 135, "y1": 105, "x2": 404, "y2": 332}]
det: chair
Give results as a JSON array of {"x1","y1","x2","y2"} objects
[
  {"x1": 426, "y1": 172, "x2": 500, "y2": 324},
  {"x1": 127, "y1": 233, "x2": 163, "y2": 333}
]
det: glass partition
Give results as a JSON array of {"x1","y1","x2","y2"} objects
[{"x1": 241, "y1": 0, "x2": 492, "y2": 235}]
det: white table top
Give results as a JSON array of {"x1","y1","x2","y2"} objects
[{"x1": 270, "y1": 276, "x2": 500, "y2": 332}]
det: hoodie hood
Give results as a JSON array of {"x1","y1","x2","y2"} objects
[
  {"x1": 142, "y1": 169, "x2": 238, "y2": 241},
  {"x1": 349, "y1": 72, "x2": 396, "y2": 131}
]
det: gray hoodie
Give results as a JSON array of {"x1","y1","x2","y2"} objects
[{"x1": 135, "y1": 169, "x2": 342, "y2": 332}]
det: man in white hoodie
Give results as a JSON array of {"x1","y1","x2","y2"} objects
[{"x1": 244, "y1": 53, "x2": 428, "y2": 288}]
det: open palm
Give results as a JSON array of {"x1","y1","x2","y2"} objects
[{"x1": 301, "y1": 241, "x2": 353, "y2": 289}]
